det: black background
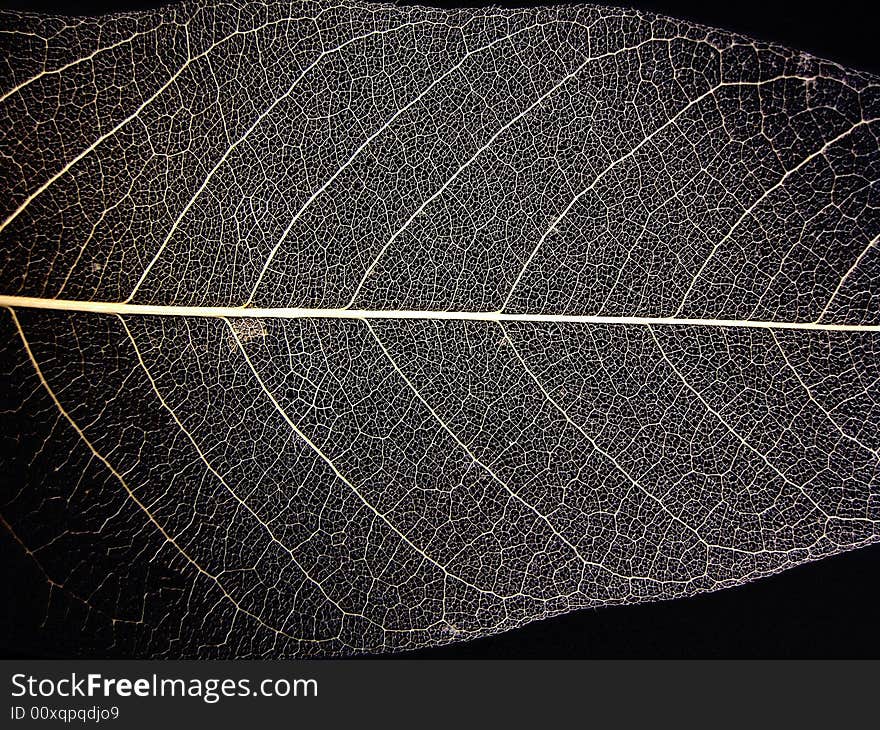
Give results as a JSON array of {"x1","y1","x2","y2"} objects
[{"x1": 1, "y1": 0, "x2": 878, "y2": 659}]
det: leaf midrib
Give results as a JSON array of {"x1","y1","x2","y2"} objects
[{"x1": 0, "y1": 295, "x2": 876, "y2": 331}]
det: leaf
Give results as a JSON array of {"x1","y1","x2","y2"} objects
[{"x1": 0, "y1": 0, "x2": 877, "y2": 658}]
